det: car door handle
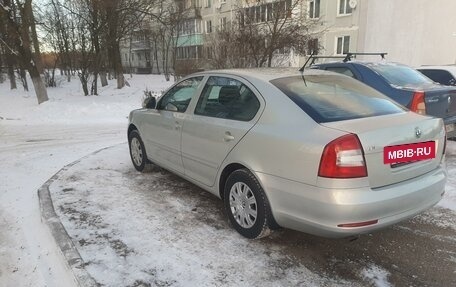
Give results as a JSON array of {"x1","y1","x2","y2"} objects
[
  {"x1": 224, "y1": 132, "x2": 235, "y2": 142},
  {"x1": 175, "y1": 121, "x2": 181, "y2": 130}
]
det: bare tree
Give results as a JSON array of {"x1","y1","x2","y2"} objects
[
  {"x1": 0, "y1": 0, "x2": 49, "y2": 104},
  {"x1": 207, "y1": 0, "x2": 321, "y2": 69},
  {"x1": 0, "y1": 7, "x2": 17, "y2": 89},
  {"x1": 103, "y1": 0, "x2": 153, "y2": 88}
]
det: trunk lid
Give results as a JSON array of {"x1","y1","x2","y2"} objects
[
  {"x1": 402, "y1": 84, "x2": 456, "y2": 119},
  {"x1": 322, "y1": 112, "x2": 445, "y2": 188},
  {"x1": 422, "y1": 86, "x2": 456, "y2": 120}
]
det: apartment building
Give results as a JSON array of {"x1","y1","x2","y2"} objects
[
  {"x1": 121, "y1": 0, "x2": 456, "y2": 74},
  {"x1": 121, "y1": 0, "x2": 302, "y2": 74},
  {"x1": 313, "y1": 0, "x2": 456, "y2": 66}
]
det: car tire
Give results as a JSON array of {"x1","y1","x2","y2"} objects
[
  {"x1": 224, "y1": 169, "x2": 274, "y2": 239},
  {"x1": 128, "y1": 130, "x2": 150, "y2": 172}
]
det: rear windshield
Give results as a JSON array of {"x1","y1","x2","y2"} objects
[
  {"x1": 270, "y1": 75, "x2": 405, "y2": 123},
  {"x1": 369, "y1": 64, "x2": 434, "y2": 87}
]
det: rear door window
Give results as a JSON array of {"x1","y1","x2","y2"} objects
[
  {"x1": 195, "y1": 76, "x2": 260, "y2": 121},
  {"x1": 325, "y1": 67, "x2": 356, "y2": 78},
  {"x1": 418, "y1": 69, "x2": 456, "y2": 86},
  {"x1": 368, "y1": 63, "x2": 433, "y2": 87},
  {"x1": 270, "y1": 75, "x2": 405, "y2": 123}
]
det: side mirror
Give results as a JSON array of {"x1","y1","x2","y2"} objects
[
  {"x1": 164, "y1": 102, "x2": 178, "y2": 112},
  {"x1": 143, "y1": 97, "x2": 157, "y2": 109}
]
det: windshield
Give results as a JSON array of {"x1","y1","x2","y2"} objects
[
  {"x1": 270, "y1": 74, "x2": 405, "y2": 123},
  {"x1": 369, "y1": 63, "x2": 434, "y2": 87}
]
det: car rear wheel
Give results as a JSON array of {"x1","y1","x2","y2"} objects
[
  {"x1": 128, "y1": 130, "x2": 149, "y2": 172},
  {"x1": 224, "y1": 169, "x2": 273, "y2": 239}
]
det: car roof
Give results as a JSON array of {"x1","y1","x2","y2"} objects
[
  {"x1": 313, "y1": 60, "x2": 409, "y2": 68},
  {"x1": 192, "y1": 68, "x2": 333, "y2": 82},
  {"x1": 417, "y1": 65, "x2": 456, "y2": 73}
]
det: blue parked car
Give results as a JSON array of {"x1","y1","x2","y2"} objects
[{"x1": 310, "y1": 54, "x2": 456, "y2": 138}]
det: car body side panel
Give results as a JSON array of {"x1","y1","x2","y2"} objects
[
  {"x1": 181, "y1": 116, "x2": 257, "y2": 187},
  {"x1": 217, "y1": 80, "x2": 346, "y2": 187},
  {"x1": 129, "y1": 109, "x2": 185, "y2": 174},
  {"x1": 180, "y1": 74, "x2": 266, "y2": 187}
]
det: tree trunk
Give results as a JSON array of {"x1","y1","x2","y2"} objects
[
  {"x1": 7, "y1": 61, "x2": 16, "y2": 90},
  {"x1": 29, "y1": 65, "x2": 48, "y2": 104},
  {"x1": 91, "y1": 73, "x2": 98, "y2": 95},
  {"x1": 26, "y1": 0, "x2": 44, "y2": 74},
  {"x1": 100, "y1": 71, "x2": 108, "y2": 86},
  {"x1": 19, "y1": 68, "x2": 29, "y2": 91},
  {"x1": 79, "y1": 74, "x2": 89, "y2": 96},
  {"x1": 114, "y1": 44, "x2": 125, "y2": 89}
]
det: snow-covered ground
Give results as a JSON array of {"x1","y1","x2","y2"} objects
[
  {"x1": 1, "y1": 73, "x2": 456, "y2": 287},
  {"x1": 0, "y1": 74, "x2": 172, "y2": 287}
]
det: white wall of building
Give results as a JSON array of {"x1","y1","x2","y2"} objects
[{"x1": 359, "y1": 0, "x2": 456, "y2": 67}]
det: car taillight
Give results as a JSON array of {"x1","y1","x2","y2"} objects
[
  {"x1": 410, "y1": 91, "x2": 426, "y2": 115},
  {"x1": 318, "y1": 134, "x2": 367, "y2": 178}
]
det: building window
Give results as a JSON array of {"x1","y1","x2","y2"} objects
[
  {"x1": 338, "y1": 0, "x2": 353, "y2": 15},
  {"x1": 205, "y1": 0, "x2": 211, "y2": 8},
  {"x1": 206, "y1": 20, "x2": 212, "y2": 33},
  {"x1": 266, "y1": 3, "x2": 273, "y2": 21},
  {"x1": 336, "y1": 36, "x2": 350, "y2": 55},
  {"x1": 219, "y1": 17, "x2": 227, "y2": 31},
  {"x1": 206, "y1": 46, "x2": 213, "y2": 59},
  {"x1": 192, "y1": 0, "x2": 201, "y2": 8},
  {"x1": 260, "y1": 5, "x2": 266, "y2": 21},
  {"x1": 309, "y1": 0, "x2": 320, "y2": 19},
  {"x1": 307, "y1": 38, "x2": 319, "y2": 55},
  {"x1": 195, "y1": 19, "x2": 202, "y2": 33}
]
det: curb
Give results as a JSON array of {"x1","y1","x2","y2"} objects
[{"x1": 37, "y1": 144, "x2": 124, "y2": 287}]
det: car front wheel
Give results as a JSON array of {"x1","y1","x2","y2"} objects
[
  {"x1": 224, "y1": 169, "x2": 274, "y2": 239},
  {"x1": 128, "y1": 130, "x2": 148, "y2": 172}
]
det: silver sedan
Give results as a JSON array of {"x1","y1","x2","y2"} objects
[{"x1": 128, "y1": 68, "x2": 447, "y2": 239}]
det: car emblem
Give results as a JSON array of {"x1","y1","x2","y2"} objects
[{"x1": 415, "y1": 127, "x2": 422, "y2": 138}]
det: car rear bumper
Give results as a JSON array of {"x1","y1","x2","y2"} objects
[{"x1": 256, "y1": 166, "x2": 446, "y2": 238}]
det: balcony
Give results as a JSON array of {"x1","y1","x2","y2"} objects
[
  {"x1": 176, "y1": 34, "x2": 204, "y2": 47},
  {"x1": 131, "y1": 40, "x2": 151, "y2": 51},
  {"x1": 185, "y1": 7, "x2": 202, "y2": 19}
]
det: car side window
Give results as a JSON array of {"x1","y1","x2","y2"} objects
[
  {"x1": 419, "y1": 69, "x2": 456, "y2": 86},
  {"x1": 158, "y1": 76, "x2": 203, "y2": 112},
  {"x1": 194, "y1": 76, "x2": 260, "y2": 121},
  {"x1": 325, "y1": 67, "x2": 356, "y2": 78}
]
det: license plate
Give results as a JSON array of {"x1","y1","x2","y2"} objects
[
  {"x1": 384, "y1": 141, "x2": 435, "y2": 164},
  {"x1": 446, "y1": 124, "x2": 455, "y2": 133}
]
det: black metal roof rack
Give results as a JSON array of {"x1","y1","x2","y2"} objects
[
  {"x1": 299, "y1": 52, "x2": 388, "y2": 71},
  {"x1": 343, "y1": 52, "x2": 388, "y2": 62},
  {"x1": 299, "y1": 54, "x2": 346, "y2": 71}
]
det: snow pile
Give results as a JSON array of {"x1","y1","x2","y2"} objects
[
  {"x1": 361, "y1": 264, "x2": 392, "y2": 287},
  {"x1": 0, "y1": 74, "x2": 172, "y2": 124}
]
